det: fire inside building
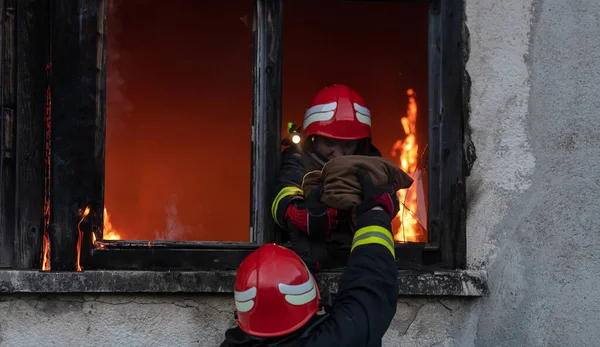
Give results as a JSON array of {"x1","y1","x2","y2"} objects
[
  {"x1": 2, "y1": 0, "x2": 468, "y2": 275},
  {"x1": 102, "y1": 0, "x2": 429, "y2": 244}
]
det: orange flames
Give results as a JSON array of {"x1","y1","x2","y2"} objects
[
  {"x1": 41, "y1": 228, "x2": 50, "y2": 271},
  {"x1": 76, "y1": 206, "x2": 91, "y2": 271},
  {"x1": 90, "y1": 207, "x2": 122, "y2": 248},
  {"x1": 42, "y1": 203, "x2": 51, "y2": 271},
  {"x1": 74, "y1": 206, "x2": 121, "y2": 271},
  {"x1": 102, "y1": 207, "x2": 122, "y2": 240},
  {"x1": 391, "y1": 88, "x2": 427, "y2": 243}
]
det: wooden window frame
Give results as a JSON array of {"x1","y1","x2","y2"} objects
[{"x1": 0, "y1": 0, "x2": 470, "y2": 272}]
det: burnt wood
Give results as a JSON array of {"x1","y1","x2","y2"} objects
[
  {"x1": 49, "y1": 0, "x2": 103, "y2": 271},
  {"x1": 251, "y1": 0, "x2": 283, "y2": 244},
  {"x1": 95, "y1": 240, "x2": 259, "y2": 250},
  {"x1": 85, "y1": 0, "x2": 107, "y2": 268},
  {"x1": 428, "y1": 0, "x2": 467, "y2": 269},
  {"x1": 0, "y1": 0, "x2": 16, "y2": 268},
  {"x1": 426, "y1": 0, "x2": 442, "y2": 254},
  {"x1": 440, "y1": 0, "x2": 467, "y2": 269},
  {"x1": 86, "y1": 248, "x2": 258, "y2": 271},
  {"x1": 11, "y1": 0, "x2": 48, "y2": 269},
  {"x1": 81, "y1": 0, "x2": 283, "y2": 270}
]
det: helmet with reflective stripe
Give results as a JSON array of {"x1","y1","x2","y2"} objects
[
  {"x1": 233, "y1": 244, "x2": 321, "y2": 337},
  {"x1": 303, "y1": 84, "x2": 371, "y2": 140}
]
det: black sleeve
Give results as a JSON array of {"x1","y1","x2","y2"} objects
[
  {"x1": 299, "y1": 209, "x2": 398, "y2": 346},
  {"x1": 271, "y1": 146, "x2": 308, "y2": 228}
]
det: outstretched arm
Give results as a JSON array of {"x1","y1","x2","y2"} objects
[{"x1": 271, "y1": 147, "x2": 306, "y2": 229}]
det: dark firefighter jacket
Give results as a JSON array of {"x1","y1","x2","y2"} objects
[
  {"x1": 219, "y1": 208, "x2": 399, "y2": 347},
  {"x1": 270, "y1": 144, "x2": 382, "y2": 232},
  {"x1": 270, "y1": 144, "x2": 382, "y2": 269}
]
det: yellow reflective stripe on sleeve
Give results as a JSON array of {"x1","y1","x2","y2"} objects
[
  {"x1": 271, "y1": 186, "x2": 303, "y2": 226},
  {"x1": 351, "y1": 225, "x2": 395, "y2": 257}
]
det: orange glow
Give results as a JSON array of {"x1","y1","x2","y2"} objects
[
  {"x1": 76, "y1": 206, "x2": 91, "y2": 271},
  {"x1": 104, "y1": 0, "x2": 252, "y2": 241},
  {"x1": 42, "y1": 196, "x2": 51, "y2": 271},
  {"x1": 391, "y1": 89, "x2": 427, "y2": 243},
  {"x1": 91, "y1": 231, "x2": 105, "y2": 249},
  {"x1": 41, "y1": 225, "x2": 50, "y2": 271},
  {"x1": 79, "y1": 207, "x2": 122, "y2": 261},
  {"x1": 102, "y1": 207, "x2": 121, "y2": 240}
]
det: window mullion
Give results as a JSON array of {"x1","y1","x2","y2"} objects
[
  {"x1": 251, "y1": 0, "x2": 283, "y2": 244},
  {"x1": 48, "y1": 0, "x2": 103, "y2": 271}
]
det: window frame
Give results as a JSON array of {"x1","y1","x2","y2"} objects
[
  {"x1": 0, "y1": 0, "x2": 469, "y2": 272},
  {"x1": 51, "y1": 0, "x2": 280, "y2": 271}
]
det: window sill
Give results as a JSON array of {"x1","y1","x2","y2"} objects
[{"x1": 0, "y1": 269, "x2": 487, "y2": 296}]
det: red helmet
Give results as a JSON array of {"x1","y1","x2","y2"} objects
[
  {"x1": 302, "y1": 84, "x2": 372, "y2": 140},
  {"x1": 233, "y1": 244, "x2": 321, "y2": 337}
]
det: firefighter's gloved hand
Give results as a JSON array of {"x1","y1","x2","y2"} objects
[
  {"x1": 284, "y1": 185, "x2": 338, "y2": 240},
  {"x1": 356, "y1": 167, "x2": 400, "y2": 219},
  {"x1": 304, "y1": 184, "x2": 338, "y2": 239}
]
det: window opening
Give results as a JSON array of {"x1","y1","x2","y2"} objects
[
  {"x1": 104, "y1": 0, "x2": 254, "y2": 242},
  {"x1": 281, "y1": 0, "x2": 429, "y2": 244}
]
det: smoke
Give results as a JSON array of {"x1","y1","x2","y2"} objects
[{"x1": 153, "y1": 195, "x2": 196, "y2": 240}]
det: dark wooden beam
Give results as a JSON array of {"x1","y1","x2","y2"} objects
[
  {"x1": 49, "y1": 0, "x2": 103, "y2": 271},
  {"x1": 427, "y1": 0, "x2": 442, "y2": 254},
  {"x1": 86, "y1": 0, "x2": 107, "y2": 268},
  {"x1": 0, "y1": 0, "x2": 16, "y2": 268},
  {"x1": 251, "y1": 0, "x2": 283, "y2": 244},
  {"x1": 86, "y1": 248, "x2": 257, "y2": 271},
  {"x1": 94, "y1": 240, "x2": 259, "y2": 250},
  {"x1": 434, "y1": 0, "x2": 467, "y2": 269},
  {"x1": 11, "y1": 0, "x2": 48, "y2": 269}
]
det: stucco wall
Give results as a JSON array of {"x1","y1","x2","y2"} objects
[{"x1": 2, "y1": 0, "x2": 600, "y2": 346}]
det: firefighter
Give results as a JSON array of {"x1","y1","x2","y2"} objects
[
  {"x1": 272, "y1": 84, "x2": 382, "y2": 270},
  {"x1": 221, "y1": 168, "x2": 399, "y2": 347}
]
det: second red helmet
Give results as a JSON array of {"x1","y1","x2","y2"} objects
[{"x1": 233, "y1": 244, "x2": 321, "y2": 338}]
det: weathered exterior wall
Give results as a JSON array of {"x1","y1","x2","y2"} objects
[{"x1": 2, "y1": 0, "x2": 600, "y2": 346}]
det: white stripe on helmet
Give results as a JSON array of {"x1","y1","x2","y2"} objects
[
  {"x1": 278, "y1": 276, "x2": 317, "y2": 306},
  {"x1": 303, "y1": 102, "x2": 337, "y2": 129},
  {"x1": 354, "y1": 103, "x2": 371, "y2": 126},
  {"x1": 234, "y1": 287, "x2": 257, "y2": 313}
]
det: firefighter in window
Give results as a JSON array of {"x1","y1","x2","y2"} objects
[
  {"x1": 221, "y1": 168, "x2": 399, "y2": 346},
  {"x1": 272, "y1": 84, "x2": 382, "y2": 270}
]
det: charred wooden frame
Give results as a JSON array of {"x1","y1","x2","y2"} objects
[
  {"x1": 0, "y1": 0, "x2": 468, "y2": 272},
  {"x1": 349, "y1": 0, "x2": 469, "y2": 271},
  {"x1": 0, "y1": 0, "x2": 47, "y2": 269},
  {"x1": 0, "y1": 0, "x2": 16, "y2": 268},
  {"x1": 81, "y1": 0, "x2": 283, "y2": 271},
  {"x1": 425, "y1": 0, "x2": 468, "y2": 269},
  {"x1": 48, "y1": 0, "x2": 106, "y2": 271}
]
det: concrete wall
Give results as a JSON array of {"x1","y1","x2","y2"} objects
[{"x1": 3, "y1": 0, "x2": 600, "y2": 346}]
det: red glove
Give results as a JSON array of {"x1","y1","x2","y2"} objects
[{"x1": 285, "y1": 185, "x2": 338, "y2": 239}]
